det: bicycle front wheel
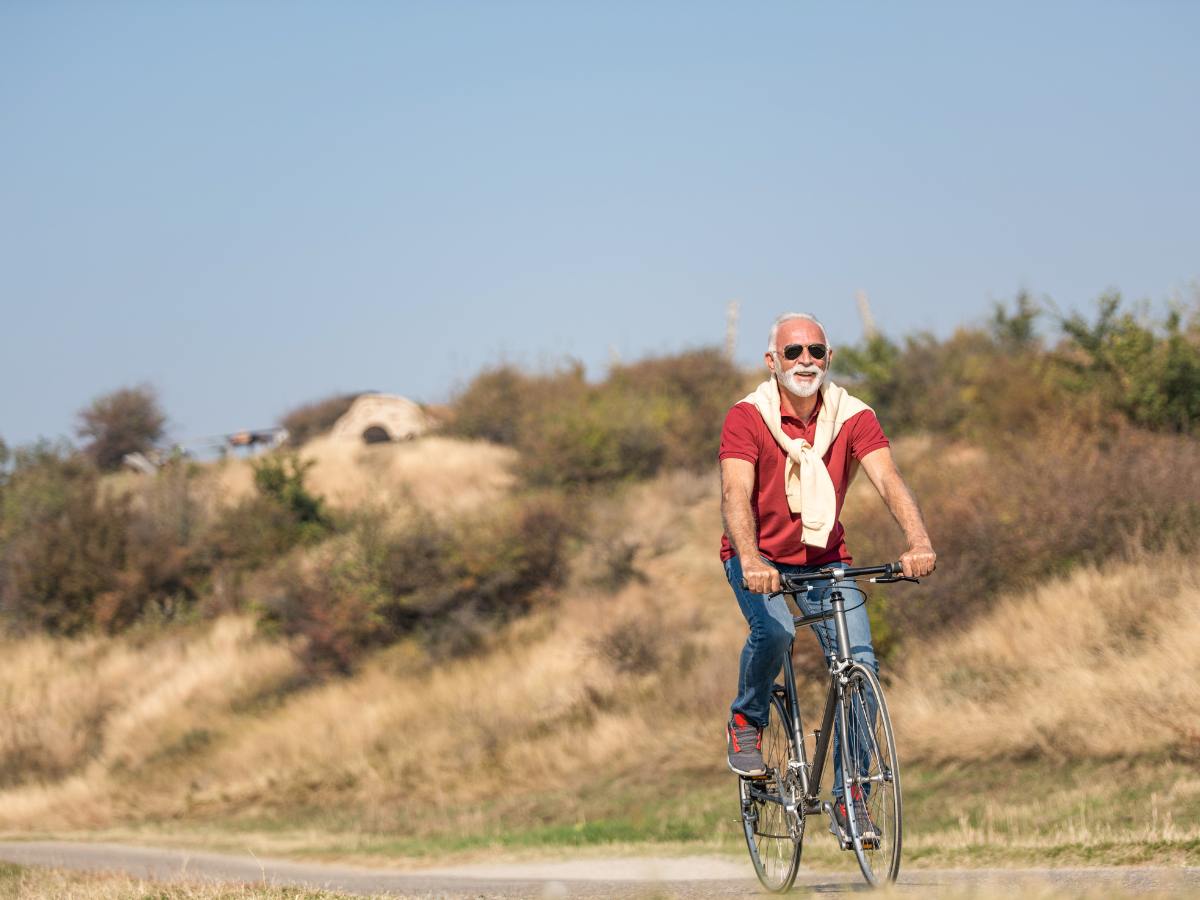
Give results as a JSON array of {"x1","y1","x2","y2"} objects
[
  {"x1": 738, "y1": 691, "x2": 803, "y2": 893},
  {"x1": 840, "y1": 663, "x2": 902, "y2": 885}
]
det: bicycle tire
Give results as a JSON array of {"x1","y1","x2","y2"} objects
[
  {"x1": 838, "y1": 662, "x2": 902, "y2": 885},
  {"x1": 738, "y1": 691, "x2": 803, "y2": 892}
]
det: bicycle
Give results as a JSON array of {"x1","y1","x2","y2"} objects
[{"x1": 737, "y1": 561, "x2": 919, "y2": 891}]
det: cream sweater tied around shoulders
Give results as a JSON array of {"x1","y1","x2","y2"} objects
[{"x1": 741, "y1": 378, "x2": 872, "y2": 549}]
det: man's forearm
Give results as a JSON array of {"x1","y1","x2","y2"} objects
[
  {"x1": 881, "y1": 473, "x2": 932, "y2": 548},
  {"x1": 721, "y1": 492, "x2": 761, "y2": 561}
]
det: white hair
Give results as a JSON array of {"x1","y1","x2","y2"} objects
[{"x1": 767, "y1": 312, "x2": 831, "y2": 352}]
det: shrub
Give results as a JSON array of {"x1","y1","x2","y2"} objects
[
  {"x1": 836, "y1": 292, "x2": 1200, "y2": 440},
  {"x1": 0, "y1": 445, "x2": 212, "y2": 635},
  {"x1": 280, "y1": 393, "x2": 362, "y2": 446},
  {"x1": 0, "y1": 444, "x2": 127, "y2": 634},
  {"x1": 593, "y1": 615, "x2": 664, "y2": 675},
  {"x1": 842, "y1": 423, "x2": 1200, "y2": 639},
  {"x1": 444, "y1": 348, "x2": 749, "y2": 487},
  {"x1": 834, "y1": 297, "x2": 1062, "y2": 439},
  {"x1": 76, "y1": 384, "x2": 167, "y2": 471},
  {"x1": 258, "y1": 492, "x2": 575, "y2": 671},
  {"x1": 210, "y1": 454, "x2": 333, "y2": 569},
  {"x1": 1059, "y1": 293, "x2": 1200, "y2": 434}
]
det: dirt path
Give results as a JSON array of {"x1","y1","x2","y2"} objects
[{"x1": 0, "y1": 841, "x2": 1197, "y2": 897}]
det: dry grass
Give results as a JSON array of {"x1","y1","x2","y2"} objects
[
  {"x1": 889, "y1": 552, "x2": 1200, "y2": 764},
  {"x1": 3, "y1": 446, "x2": 1199, "y2": 865},
  {"x1": 204, "y1": 436, "x2": 516, "y2": 523},
  {"x1": 0, "y1": 473, "x2": 733, "y2": 833},
  {"x1": 0, "y1": 863, "x2": 372, "y2": 899},
  {"x1": 0, "y1": 618, "x2": 300, "y2": 828}
]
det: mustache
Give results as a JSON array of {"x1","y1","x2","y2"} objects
[{"x1": 786, "y1": 364, "x2": 823, "y2": 377}]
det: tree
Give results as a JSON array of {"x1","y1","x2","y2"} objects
[{"x1": 76, "y1": 385, "x2": 167, "y2": 471}]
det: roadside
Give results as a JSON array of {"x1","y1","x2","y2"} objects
[
  {"x1": 2, "y1": 843, "x2": 1200, "y2": 899},
  {"x1": 7, "y1": 756, "x2": 1193, "y2": 871}
]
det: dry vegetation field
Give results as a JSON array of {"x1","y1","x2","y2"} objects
[{"x1": 2, "y1": 433, "x2": 1198, "y2": 870}]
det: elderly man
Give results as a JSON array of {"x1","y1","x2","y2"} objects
[{"x1": 719, "y1": 311, "x2": 936, "y2": 841}]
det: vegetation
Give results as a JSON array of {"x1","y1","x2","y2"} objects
[
  {"x1": 1, "y1": 291, "x2": 1199, "y2": 869},
  {"x1": 279, "y1": 392, "x2": 362, "y2": 447},
  {"x1": 835, "y1": 290, "x2": 1200, "y2": 438},
  {"x1": 75, "y1": 384, "x2": 166, "y2": 471},
  {"x1": 0, "y1": 863, "x2": 372, "y2": 899},
  {"x1": 444, "y1": 347, "x2": 751, "y2": 486}
]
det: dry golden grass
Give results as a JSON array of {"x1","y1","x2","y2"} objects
[
  {"x1": 889, "y1": 552, "x2": 1200, "y2": 763},
  {"x1": 3, "y1": 451, "x2": 1198, "y2": 864},
  {"x1": 0, "y1": 473, "x2": 733, "y2": 833},
  {"x1": 0, "y1": 618, "x2": 300, "y2": 829},
  {"x1": 0, "y1": 863, "x2": 374, "y2": 899},
  {"x1": 204, "y1": 436, "x2": 516, "y2": 522}
]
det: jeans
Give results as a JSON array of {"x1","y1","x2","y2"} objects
[{"x1": 724, "y1": 553, "x2": 878, "y2": 800}]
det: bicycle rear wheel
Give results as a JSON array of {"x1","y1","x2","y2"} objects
[
  {"x1": 840, "y1": 663, "x2": 902, "y2": 885},
  {"x1": 738, "y1": 691, "x2": 803, "y2": 893}
]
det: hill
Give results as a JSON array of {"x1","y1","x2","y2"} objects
[{"x1": 1, "y1": 445, "x2": 1197, "y2": 867}]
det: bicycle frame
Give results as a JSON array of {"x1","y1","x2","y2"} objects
[
  {"x1": 742, "y1": 580, "x2": 861, "y2": 811},
  {"x1": 780, "y1": 582, "x2": 855, "y2": 812}
]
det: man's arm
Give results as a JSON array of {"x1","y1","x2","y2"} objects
[
  {"x1": 720, "y1": 457, "x2": 781, "y2": 594},
  {"x1": 858, "y1": 447, "x2": 937, "y2": 578}
]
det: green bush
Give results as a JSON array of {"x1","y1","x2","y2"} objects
[
  {"x1": 1059, "y1": 293, "x2": 1200, "y2": 433},
  {"x1": 836, "y1": 292, "x2": 1200, "y2": 439},
  {"x1": 210, "y1": 454, "x2": 333, "y2": 569}
]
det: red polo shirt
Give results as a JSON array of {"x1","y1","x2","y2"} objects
[{"x1": 718, "y1": 397, "x2": 889, "y2": 566}]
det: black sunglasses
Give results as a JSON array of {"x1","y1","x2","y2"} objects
[{"x1": 780, "y1": 343, "x2": 828, "y2": 361}]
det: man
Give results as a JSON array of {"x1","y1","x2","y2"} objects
[{"x1": 719, "y1": 311, "x2": 936, "y2": 843}]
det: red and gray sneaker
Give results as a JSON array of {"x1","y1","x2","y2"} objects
[
  {"x1": 726, "y1": 713, "x2": 767, "y2": 777},
  {"x1": 831, "y1": 784, "x2": 880, "y2": 848}
]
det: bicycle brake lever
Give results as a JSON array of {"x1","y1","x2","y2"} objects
[{"x1": 869, "y1": 575, "x2": 920, "y2": 584}]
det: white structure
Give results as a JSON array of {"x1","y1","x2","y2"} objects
[{"x1": 330, "y1": 393, "x2": 430, "y2": 444}]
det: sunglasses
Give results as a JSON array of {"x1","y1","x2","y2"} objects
[{"x1": 779, "y1": 343, "x2": 828, "y2": 361}]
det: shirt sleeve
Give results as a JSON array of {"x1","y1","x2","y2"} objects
[
  {"x1": 847, "y1": 409, "x2": 890, "y2": 460},
  {"x1": 718, "y1": 402, "x2": 762, "y2": 464}
]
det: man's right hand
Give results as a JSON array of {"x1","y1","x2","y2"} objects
[{"x1": 741, "y1": 557, "x2": 781, "y2": 595}]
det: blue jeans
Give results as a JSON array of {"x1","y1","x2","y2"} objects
[{"x1": 724, "y1": 554, "x2": 879, "y2": 800}]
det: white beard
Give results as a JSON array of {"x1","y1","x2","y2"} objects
[{"x1": 777, "y1": 361, "x2": 825, "y2": 398}]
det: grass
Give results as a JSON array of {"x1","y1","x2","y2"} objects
[
  {"x1": 0, "y1": 862, "x2": 374, "y2": 900},
  {"x1": 7, "y1": 757, "x2": 1197, "y2": 871},
  {"x1": 3, "y1": 454, "x2": 1200, "y2": 871}
]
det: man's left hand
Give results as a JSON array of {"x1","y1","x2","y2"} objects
[{"x1": 900, "y1": 545, "x2": 936, "y2": 578}]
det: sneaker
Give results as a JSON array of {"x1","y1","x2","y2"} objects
[
  {"x1": 831, "y1": 785, "x2": 880, "y2": 848},
  {"x1": 726, "y1": 713, "x2": 766, "y2": 777}
]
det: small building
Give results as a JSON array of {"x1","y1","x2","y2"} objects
[{"x1": 329, "y1": 393, "x2": 429, "y2": 444}]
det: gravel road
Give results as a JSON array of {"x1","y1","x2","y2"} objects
[{"x1": 0, "y1": 841, "x2": 1197, "y2": 897}]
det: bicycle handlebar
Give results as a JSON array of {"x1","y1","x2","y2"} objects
[{"x1": 777, "y1": 561, "x2": 910, "y2": 592}]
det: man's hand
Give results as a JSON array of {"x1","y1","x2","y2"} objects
[
  {"x1": 899, "y1": 544, "x2": 936, "y2": 579},
  {"x1": 741, "y1": 556, "x2": 782, "y2": 595}
]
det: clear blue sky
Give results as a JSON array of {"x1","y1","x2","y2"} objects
[{"x1": 2, "y1": 2, "x2": 1197, "y2": 447}]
